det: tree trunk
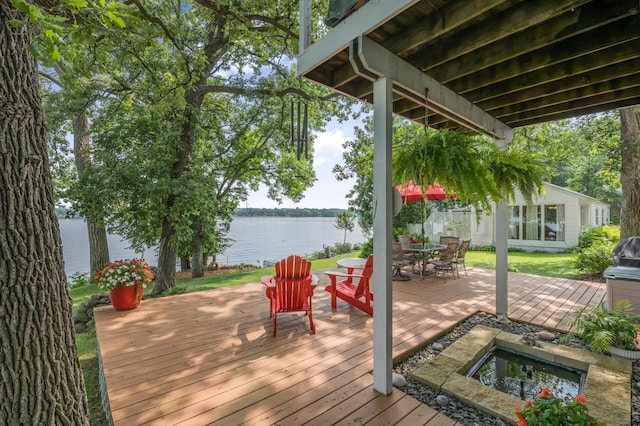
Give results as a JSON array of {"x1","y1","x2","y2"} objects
[
  {"x1": 153, "y1": 217, "x2": 177, "y2": 295},
  {"x1": 191, "y1": 225, "x2": 204, "y2": 278},
  {"x1": 619, "y1": 106, "x2": 640, "y2": 240},
  {"x1": 73, "y1": 113, "x2": 109, "y2": 277},
  {"x1": 0, "y1": 2, "x2": 89, "y2": 423},
  {"x1": 180, "y1": 255, "x2": 190, "y2": 272},
  {"x1": 153, "y1": 20, "x2": 226, "y2": 293}
]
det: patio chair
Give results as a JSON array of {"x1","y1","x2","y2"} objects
[
  {"x1": 439, "y1": 235, "x2": 459, "y2": 247},
  {"x1": 260, "y1": 255, "x2": 316, "y2": 336},
  {"x1": 325, "y1": 254, "x2": 374, "y2": 315},
  {"x1": 398, "y1": 235, "x2": 420, "y2": 273},
  {"x1": 452, "y1": 240, "x2": 471, "y2": 276},
  {"x1": 392, "y1": 242, "x2": 412, "y2": 281},
  {"x1": 428, "y1": 241, "x2": 458, "y2": 283}
]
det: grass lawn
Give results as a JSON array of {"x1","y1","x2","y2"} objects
[
  {"x1": 465, "y1": 250, "x2": 580, "y2": 279},
  {"x1": 70, "y1": 249, "x2": 580, "y2": 424}
]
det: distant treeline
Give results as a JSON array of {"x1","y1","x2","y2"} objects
[{"x1": 234, "y1": 208, "x2": 346, "y2": 217}]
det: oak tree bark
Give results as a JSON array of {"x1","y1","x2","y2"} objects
[
  {"x1": 0, "y1": 2, "x2": 89, "y2": 423},
  {"x1": 619, "y1": 105, "x2": 640, "y2": 240}
]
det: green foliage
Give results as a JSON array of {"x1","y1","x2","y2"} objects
[
  {"x1": 392, "y1": 126, "x2": 545, "y2": 212},
  {"x1": 331, "y1": 242, "x2": 352, "y2": 255},
  {"x1": 572, "y1": 242, "x2": 616, "y2": 277},
  {"x1": 162, "y1": 286, "x2": 188, "y2": 296},
  {"x1": 559, "y1": 299, "x2": 640, "y2": 352},
  {"x1": 334, "y1": 211, "x2": 355, "y2": 244},
  {"x1": 337, "y1": 118, "x2": 545, "y2": 235},
  {"x1": 469, "y1": 245, "x2": 496, "y2": 252},
  {"x1": 511, "y1": 113, "x2": 622, "y2": 222},
  {"x1": 69, "y1": 272, "x2": 92, "y2": 288},
  {"x1": 393, "y1": 200, "x2": 429, "y2": 230},
  {"x1": 577, "y1": 225, "x2": 620, "y2": 250},
  {"x1": 515, "y1": 388, "x2": 604, "y2": 426},
  {"x1": 359, "y1": 238, "x2": 374, "y2": 258},
  {"x1": 333, "y1": 118, "x2": 374, "y2": 235},
  {"x1": 572, "y1": 225, "x2": 619, "y2": 276}
]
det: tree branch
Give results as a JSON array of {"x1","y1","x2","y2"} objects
[{"x1": 38, "y1": 70, "x2": 62, "y2": 87}]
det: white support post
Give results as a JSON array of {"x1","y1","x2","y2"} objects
[
  {"x1": 299, "y1": 0, "x2": 312, "y2": 54},
  {"x1": 372, "y1": 76, "x2": 393, "y2": 395},
  {"x1": 495, "y1": 201, "x2": 509, "y2": 317}
]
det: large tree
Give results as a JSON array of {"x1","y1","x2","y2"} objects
[
  {"x1": 0, "y1": 1, "x2": 88, "y2": 422},
  {"x1": 41, "y1": 71, "x2": 111, "y2": 278},
  {"x1": 72, "y1": 1, "x2": 351, "y2": 292},
  {"x1": 619, "y1": 105, "x2": 640, "y2": 239}
]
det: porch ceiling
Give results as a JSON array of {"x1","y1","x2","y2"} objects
[{"x1": 300, "y1": 0, "x2": 640, "y2": 129}]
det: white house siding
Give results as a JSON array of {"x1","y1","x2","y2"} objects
[
  {"x1": 497, "y1": 183, "x2": 610, "y2": 252},
  {"x1": 413, "y1": 183, "x2": 609, "y2": 252}
]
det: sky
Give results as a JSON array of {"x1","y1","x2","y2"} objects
[{"x1": 245, "y1": 118, "x2": 362, "y2": 210}]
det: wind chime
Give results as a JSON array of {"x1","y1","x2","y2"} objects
[{"x1": 290, "y1": 100, "x2": 308, "y2": 160}]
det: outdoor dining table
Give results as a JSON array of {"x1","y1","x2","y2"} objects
[
  {"x1": 335, "y1": 257, "x2": 367, "y2": 284},
  {"x1": 403, "y1": 243, "x2": 446, "y2": 278}
]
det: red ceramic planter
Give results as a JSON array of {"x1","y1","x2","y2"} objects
[{"x1": 109, "y1": 285, "x2": 144, "y2": 311}]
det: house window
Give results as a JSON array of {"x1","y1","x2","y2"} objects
[
  {"x1": 544, "y1": 204, "x2": 565, "y2": 241},
  {"x1": 580, "y1": 205, "x2": 589, "y2": 228},
  {"x1": 595, "y1": 208, "x2": 600, "y2": 226},
  {"x1": 509, "y1": 206, "x2": 520, "y2": 239},
  {"x1": 522, "y1": 205, "x2": 541, "y2": 241}
]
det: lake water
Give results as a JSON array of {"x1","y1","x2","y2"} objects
[{"x1": 58, "y1": 217, "x2": 366, "y2": 277}]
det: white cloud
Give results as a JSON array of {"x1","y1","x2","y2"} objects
[{"x1": 247, "y1": 118, "x2": 360, "y2": 209}]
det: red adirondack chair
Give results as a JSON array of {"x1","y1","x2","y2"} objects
[
  {"x1": 260, "y1": 255, "x2": 316, "y2": 336},
  {"x1": 324, "y1": 254, "x2": 374, "y2": 315}
]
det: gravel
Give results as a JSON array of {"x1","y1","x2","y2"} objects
[{"x1": 392, "y1": 312, "x2": 640, "y2": 426}]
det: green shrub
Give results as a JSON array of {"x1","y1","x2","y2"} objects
[
  {"x1": 470, "y1": 245, "x2": 495, "y2": 252},
  {"x1": 573, "y1": 242, "x2": 615, "y2": 277},
  {"x1": 393, "y1": 227, "x2": 410, "y2": 240},
  {"x1": 332, "y1": 242, "x2": 352, "y2": 254},
  {"x1": 69, "y1": 272, "x2": 92, "y2": 288},
  {"x1": 577, "y1": 225, "x2": 619, "y2": 250},
  {"x1": 559, "y1": 299, "x2": 640, "y2": 352},
  {"x1": 359, "y1": 238, "x2": 373, "y2": 258}
]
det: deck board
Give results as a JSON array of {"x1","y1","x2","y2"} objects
[{"x1": 95, "y1": 266, "x2": 605, "y2": 425}]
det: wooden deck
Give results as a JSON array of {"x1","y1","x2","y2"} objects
[{"x1": 94, "y1": 267, "x2": 605, "y2": 425}]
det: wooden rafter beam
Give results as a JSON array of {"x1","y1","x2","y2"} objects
[
  {"x1": 478, "y1": 58, "x2": 640, "y2": 112},
  {"x1": 426, "y1": 2, "x2": 638, "y2": 81},
  {"x1": 381, "y1": 0, "x2": 511, "y2": 56},
  {"x1": 410, "y1": 0, "x2": 592, "y2": 70},
  {"x1": 441, "y1": 18, "x2": 639, "y2": 95}
]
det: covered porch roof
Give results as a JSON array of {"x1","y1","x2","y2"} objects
[
  {"x1": 297, "y1": 0, "x2": 639, "y2": 396},
  {"x1": 299, "y1": 0, "x2": 639, "y2": 131}
]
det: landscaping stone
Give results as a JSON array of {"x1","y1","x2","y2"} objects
[
  {"x1": 535, "y1": 330, "x2": 556, "y2": 341},
  {"x1": 394, "y1": 312, "x2": 640, "y2": 426},
  {"x1": 73, "y1": 294, "x2": 111, "y2": 333}
]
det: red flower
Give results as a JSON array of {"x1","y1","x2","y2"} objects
[
  {"x1": 525, "y1": 400, "x2": 533, "y2": 407},
  {"x1": 537, "y1": 387, "x2": 551, "y2": 398},
  {"x1": 517, "y1": 418, "x2": 527, "y2": 426},
  {"x1": 575, "y1": 395, "x2": 588, "y2": 404}
]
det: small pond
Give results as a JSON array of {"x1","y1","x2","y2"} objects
[{"x1": 466, "y1": 347, "x2": 586, "y2": 402}]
